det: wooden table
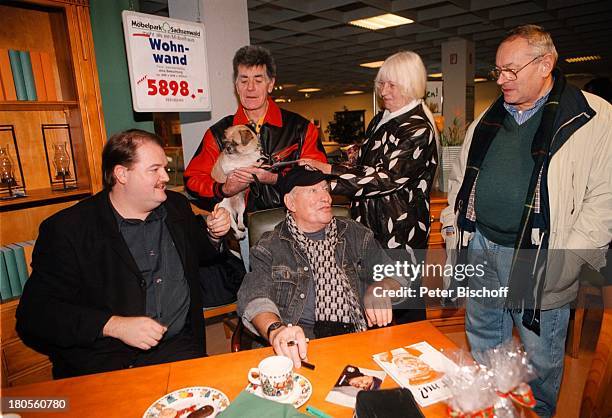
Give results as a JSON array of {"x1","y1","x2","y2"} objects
[{"x1": 3, "y1": 321, "x2": 457, "y2": 417}]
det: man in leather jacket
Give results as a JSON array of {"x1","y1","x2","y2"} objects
[{"x1": 184, "y1": 45, "x2": 327, "y2": 214}]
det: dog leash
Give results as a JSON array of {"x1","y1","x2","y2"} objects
[{"x1": 250, "y1": 143, "x2": 300, "y2": 198}]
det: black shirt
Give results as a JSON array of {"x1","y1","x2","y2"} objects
[{"x1": 113, "y1": 204, "x2": 189, "y2": 339}]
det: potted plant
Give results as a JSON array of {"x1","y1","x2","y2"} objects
[{"x1": 438, "y1": 115, "x2": 465, "y2": 192}]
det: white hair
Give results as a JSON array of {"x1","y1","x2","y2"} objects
[
  {"x1": 375, "y1": 51, "x2": 427, "y2": 101},
  {"x1": 502, "y1": 24, "x2": 558, "y2": 65}
]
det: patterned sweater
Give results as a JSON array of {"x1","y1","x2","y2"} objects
[{"x1": 331, "y1": 102, "x2": 438, "y2": 250}]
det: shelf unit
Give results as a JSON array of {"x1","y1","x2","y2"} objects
[
  {"x1": 0, "y1": 0, "x2": 106, "y2": 244},
  {"x1": 424, "y1": 191, "x2": 466, "y2": 333}
]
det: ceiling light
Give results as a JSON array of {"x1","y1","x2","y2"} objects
[
  {"x1": 360, "y1": 60, "x2": 384, "y2": 68},
  {"x1": 297, "y1": 88, "x2": 321, "y2": 93},
  {"x1": 344, "y1": 90, "x2": 364, "y2": 95},
  {"x1": 274, "y1": 98, "x2": 287, "y2": 103},
  {"x1": 349, "y1": 14, "x2": 414, "y2": 30},
  {"x1": 428, "y1": 73, "x2": 443, "y2": 78},
  {"x1": 474, "y1": 77, "x2": 488, "y2": 82},
  {"x1": 565, "y1": 55, "x2": 601, "y2": 63}
]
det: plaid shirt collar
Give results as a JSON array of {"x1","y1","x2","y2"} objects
[{"x1": 503, "y1": 85, "x2": 552, "y2": 125}]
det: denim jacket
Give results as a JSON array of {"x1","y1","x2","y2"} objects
[{"x1": 237, "y1": 217, "x2": 401, "y2": 335}]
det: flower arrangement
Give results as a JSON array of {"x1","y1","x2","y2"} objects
[{"x1": 439, "y1": 115, "x2": 465, "y2": 147}]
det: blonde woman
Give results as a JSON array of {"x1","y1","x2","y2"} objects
[{"x1": 300, "y1": 51, "x2": 439, "y2": 322}]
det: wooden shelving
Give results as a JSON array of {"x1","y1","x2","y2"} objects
[
  {"x1": 0, "y1": 187, "x2": 91, "y2": 211},
  {"x1": 424, "y1": 192, "x2": 466, "y2": 333},
  {"x1": 0, "y1": 101, "x2": 79, "y2": 111},
  {"x1": 0, "y1": 0, "x2": 106, "y2": 245}
]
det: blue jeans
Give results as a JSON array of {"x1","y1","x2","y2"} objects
[{"x1": 465, "y1": 229, "x2": 570, "y2": 417}]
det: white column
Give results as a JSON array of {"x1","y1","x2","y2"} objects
[
  {"x1": 168, "y1": 0, "x2": 249, "y2": 163},
  {"x1": 441, "y1": 38, "x2": 475, "y2": 125}
]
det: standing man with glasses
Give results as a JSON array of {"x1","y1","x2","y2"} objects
[{"x1": 441, "y1": 25, "x2": 611, "y2": 416}]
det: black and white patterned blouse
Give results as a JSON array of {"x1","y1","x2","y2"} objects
[{"x1": 331, "y1": 102, "x2": 438, "y2": 251}]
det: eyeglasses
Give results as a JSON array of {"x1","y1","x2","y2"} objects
[
  {"x1": 376, "y1": 80, "x2": 398, "y2": 90},
  {"x1": 489, "y1": 55, "x2": 543, "y2": 81}
]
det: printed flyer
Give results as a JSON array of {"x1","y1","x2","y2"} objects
[{"x1": 373, "y1": 341, "x2": 457, "y2": 407}]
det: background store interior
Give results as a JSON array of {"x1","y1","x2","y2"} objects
[{"x1": 107, "y1": 0, "x2": 612, "y2": 187}]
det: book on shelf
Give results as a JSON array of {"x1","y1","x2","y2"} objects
[
  {"x1": 0, "y1": 49, "x2": 17, "y2": 100},
  {"x1": 8, "y1": 49, "x2": 27, "y2": 101},
  {"x1": 0, "y1": 248, "x2": 14, "y2": 300},
  {"x1": 372, "y1": 341, "x2": 457, "y2": 407},
  {"x1": 16, "y1": 240, "x2": 35, "y2": 276},
  {"x1": 19, "y1": 50, "x2": 37, "y2": 101},
  {"x1": 39, "y1": 51, "x2": 58, "y2": 101},
  {"x1": 29, "y1": 51, "x2": 47, "y2": 101},
  {"x1": 1, "y1": 49, "x2": 57, "y2": 102},
  {"x1": 6, "y1": 243, "x2": 29, "y2": 289},
  {"x1": 0, "y1": 246, "x2": 22, "y2": 297}
]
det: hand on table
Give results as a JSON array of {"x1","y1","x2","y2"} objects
[
  {"x1": 269, "y1": 324, "x2": 308, "y2": 368},
  {"x1": 102, "y1": 316, "x2": 167, "y2": 350},
  {"x1": 363, "y1": 283, "x2": 393, "y2": 327},
  {"x1": 206, "y1": 205, "x2": 231, "y2": 239}
]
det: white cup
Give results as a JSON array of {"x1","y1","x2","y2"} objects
[{"x1": 248, "y1": 355, "x2": 294, "y2": 400}]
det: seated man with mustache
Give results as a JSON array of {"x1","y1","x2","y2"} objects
[
  {"x1": 16, "y1": 130, "x2": 231, "y2": 378},
  {"x1": 238, "y1": 166, "x2": 407, "y2": 368}
]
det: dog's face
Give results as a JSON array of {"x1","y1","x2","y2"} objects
[{"x1": 222, "y1": 125, "x2": 260, "y2": 155}]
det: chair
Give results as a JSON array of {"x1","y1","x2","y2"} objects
[
  {"x1": 203, "y1": 303, "x2": 238, "y2": 339},
  {"x1": 247, "y1": 205, "x2": 350, "y2": 247},
  {"x1": 230, "y1": 318, "x2": 269, "y2": 353},
  {"x1": 1, "y1": 299, "x2": 53, "y2": 388},
  {"x1": 232, "y1": 205, "x2": 351, "y2": 351},
  {"x1": 580, "y1": 309, "x2": 612, "y2": 417}
]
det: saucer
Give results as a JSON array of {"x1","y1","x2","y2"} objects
[{"x1": 245, "y1": 373, "x2": 312, "y2": 409}]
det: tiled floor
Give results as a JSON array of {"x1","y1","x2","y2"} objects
[{"x1": 205, "y1": 310, "x2": 605, "y2": 417}]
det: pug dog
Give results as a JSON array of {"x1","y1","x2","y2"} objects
[{"x1": 211, "y1": 125, "x2": 263, "y2": 239}]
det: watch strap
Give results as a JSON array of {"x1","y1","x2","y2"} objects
[{"x1": 266, "y1": 321, "x2": 285, "y2": 340}]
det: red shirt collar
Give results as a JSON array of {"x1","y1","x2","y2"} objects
[{"x1": 233, "y1": 97, "x2": 283, "y2": 128}]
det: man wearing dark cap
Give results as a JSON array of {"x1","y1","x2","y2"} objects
[{"x1": 237, "y1": 166, "x2": 406, "y2": 368}]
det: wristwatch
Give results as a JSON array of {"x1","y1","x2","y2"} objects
[{"x1": 266, "y1": 321, "x2": 286, "y2": 340}]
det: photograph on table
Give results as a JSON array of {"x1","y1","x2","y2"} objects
[{"x1": 325, "y1": 364, "x2": 386, "y2": 408}]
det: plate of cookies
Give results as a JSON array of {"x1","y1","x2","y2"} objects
[{"x1": 143, "y1": 386, "x2": 230, "y2": 418}]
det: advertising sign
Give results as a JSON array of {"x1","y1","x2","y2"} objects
[
  {"x1": 122, "y1": 11, "x2": 211, "y2": 112},
  {"x1": 425, "y1": 81, "x2": 443, "y2": 115}
]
